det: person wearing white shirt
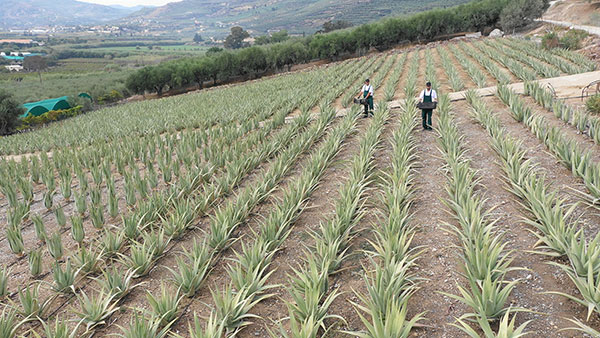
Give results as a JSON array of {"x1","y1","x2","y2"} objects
[
  {"x1": 419, "y1": 82, "x2": 438, "y2": 130},
  {"x1": 356, "y1": 79, "x2": 374, "y2": 118}
]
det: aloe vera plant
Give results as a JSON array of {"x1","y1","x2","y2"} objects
[
  {"x1": 0, "y1": 266, "x2": 9, "y2": 298},
  {"x1": 47, "y1": 231, "x2": 64, "y2": 261},
  {"x1": 72, "y1": 290, "x2": 120, "y2": 330},
  {"x1": 51, "y1": 259, "x2": 76, "y2": 294},
  {"x1": 95, "y1": 268, "x2": 139, "y2": 300},
  {"x1": 70, "y1": 215, "x2": 85, "y2": 245},
  {"x1": 17, "y1": 282, "x2": 52, "y2": 318},
  {"x1": 6, "y1": 224, "x2": 25, "y2": 256},
  {"x1": 146, "y1": 283, "x2": 183, "y2": 327},
  {"x1": 54, "y1": 205, "x2": 67, "y2": 228},
  {"x1": 28, "y1": 249, "x2": 43, "y2": 277}
]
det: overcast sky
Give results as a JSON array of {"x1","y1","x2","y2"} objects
[{"x1": 79, "y1": 0, "x2": 181, "y2": 6}]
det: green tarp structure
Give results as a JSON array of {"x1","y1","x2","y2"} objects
[
  {"x1": 78, "y1": 92, "x2": 92, "y2": 100},
  {"x1": 22, "y1": 96, "x2": 71, "y2": 117}
]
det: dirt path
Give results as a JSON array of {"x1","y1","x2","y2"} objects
[
  {"x1": 540, "y1": 19, "x2": 600, "y2": 36},
  {"x1": 439, "y1": 44, "x2": 477, "y2": 90},
  {"x1": 408, "y1": 113, "x2": 467, "y2": 337},
  {"x1": 430, "y1": 47, "x2": 453, "y2": 94}
]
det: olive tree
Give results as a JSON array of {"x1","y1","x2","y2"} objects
[{"x1": 0, "y1": 90, "x2": 24, "y2": 135}]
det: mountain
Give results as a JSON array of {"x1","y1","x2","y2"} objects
[
  {"x1": 0, "y1": 0, "x2": 137, "y2": 29},
  {"x1": 123, "y1": 0, "x2": 472, "y2": 38},
  {"x1": 109, "y1": 4, "x2": 155, "y2": 12}
]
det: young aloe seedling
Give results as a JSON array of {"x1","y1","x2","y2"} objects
[
  {"x1": 74, "y1": 190, "x2": 87, "y2": 216},
  {"x1": 28, "y1": 249, "x2": 43, "y2": 277},
  {"x1": 52, "y1": 259, "x2": 76, "y2": 294},
  {"x1": 0, "y1": 266, "x2": 10, "y2": 298},
  {"x1": 6, "y1": 224, "x2": 25, "y2": 256},
  {"x1": 90, "y1": 204, "x2": 105, "y2": 230},
  {"x1": 70, "y1": 215, "x2": 85, "y2": 245},
  {"x1": 54, "y1": 205, "x2": 67, "y2": 228},
  {"x1": 47, "y1": 231, "x2": 64, "y2": 261},
  {"x1": 44, "y1": 190, "x2": 55, "y2": 210},
  {"x1": 18, "y1": 282, "x2": 52, "y2": 318},
  {"x1": 31, "y1": 213, "x2": 47, "y2": 243}
]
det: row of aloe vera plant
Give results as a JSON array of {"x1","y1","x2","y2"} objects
[
  {"x1": 524, "y1": 81, "x2": 600, "y2": 145},
  {"x1": 88, "y1": 51, "x2": 392, "y2": 336},
  {"x1": 466, "y1": 91, "x2": 600, "y2": 335},
  {"x1": 272, "y1": 101, "x2": 388, "y2": 337},
  {"x1": 496, "y1": 85, "x2": 600, "y2": 206},
  {"x1": 0, "y1": 56, "x2": 372, "y2": 336},
  {"x1": 436, "y1": 93, "x2": 526, "y2": 337},
  {"x1": 178, "y1": 48, "x2": 401, "y2": 337}
]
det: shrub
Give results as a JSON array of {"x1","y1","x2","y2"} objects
[
  {"x1": 0, "y1": 90, "x2": 24, "y2": 135},
  {"x1": 19, "y1": 106, "x2": 84, "y2": 130},
  {"x1": 500, "y1": 0, "x2": 548, "y2": 33},
  {"x1": 542, "y1": 31, "x2": 560, "y2": 49},
  {"x1": 560, "y1": 29, "x2": 588, "y2": 50},
  {"x1": 586, "y1": 94, "x2": 600, "y2": 115}
]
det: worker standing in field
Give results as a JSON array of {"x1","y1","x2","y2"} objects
[
  {"x1": 419, "y1": 81, "x2": 438, "y2": 130},
  {"x1": 357, "y1": 79, "x2": 374, "y2": 118}
]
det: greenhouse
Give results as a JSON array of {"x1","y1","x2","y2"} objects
[{"x1": 22, "y1": 96, "x2": 71, "y2": 117}]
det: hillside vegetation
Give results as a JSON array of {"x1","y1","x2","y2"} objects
[{"x1": 124, "y1": 0, "x2": 472, "y2": 36}]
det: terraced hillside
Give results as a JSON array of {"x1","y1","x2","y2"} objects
[{"x1": 0, "y1": 37, "x2": 599, "y2": 337}]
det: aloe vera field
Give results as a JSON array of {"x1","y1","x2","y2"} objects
[{"x1": 1, "y1": 36, "x2": 600, "y2": 337}]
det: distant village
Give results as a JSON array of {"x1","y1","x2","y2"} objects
[{"x1": 0, "y1": 39, "x2": 45, "y2": 72}]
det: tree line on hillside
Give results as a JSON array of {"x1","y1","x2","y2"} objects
[{"x1": 123, "y1": 0, "x2": 547, "y2": 96}]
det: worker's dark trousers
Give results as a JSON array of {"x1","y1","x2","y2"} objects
[{"x1": 422, "y1": 109, "x2": 432, "y2": 129}]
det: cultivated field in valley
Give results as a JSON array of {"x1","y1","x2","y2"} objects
[{"x1": 0, "y1": 37, "x2": 598, "y2": 337}]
